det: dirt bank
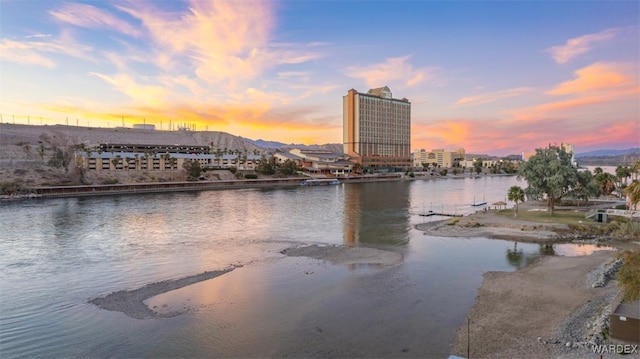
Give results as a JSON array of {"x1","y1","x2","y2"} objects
[{"x1": 450, "y1": 251, "x2": 618, "y2": 358}]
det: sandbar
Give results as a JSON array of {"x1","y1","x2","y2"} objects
[
  {"x1": 282, "y1": 244, "x2": 403, "y2": 266},
  {"x1": 90, "y1": 267, "x2": 236, "y2": 319}
]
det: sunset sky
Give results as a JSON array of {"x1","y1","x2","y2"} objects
[{"x1": 1, "y1": 0, "x2": 638, "y2": 156}]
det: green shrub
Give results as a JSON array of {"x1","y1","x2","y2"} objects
[
  {"x1": 244, "y1": 174, "x2": 258, "y2": 179},
  {"x1": 0, "y1": 181, "x2": 34, "y2": 195},
  {"x1": 101, "y1": 178, "x2": 119, "y2": 185}
]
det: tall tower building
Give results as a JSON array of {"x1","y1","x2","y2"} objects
[{"x1": 343, "y1": 86, "x2": 411, "y2": 170}]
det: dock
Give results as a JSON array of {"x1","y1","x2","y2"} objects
[{"x1": 418, "y1": 211, "x2": 463, "y2": 218}]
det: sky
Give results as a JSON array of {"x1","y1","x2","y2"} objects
[{"x1": 1, "y1": 0, "x2": 638, "y2": 156}]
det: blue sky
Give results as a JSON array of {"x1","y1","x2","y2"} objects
[{"x1": 1, "y1": 0, "x2": 638, "y2": 155}]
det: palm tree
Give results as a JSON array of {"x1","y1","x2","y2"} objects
[
  {"x1": 507, "y1": 186, "x2": 525, "y2": 217},
  {"x1": 631, "y1": 159, "x2": 640, "y2": 181},
  {"x1": 595, "y1": 172, "x2": 617, "y2": 196},
  {"x1": 624, "y1": 180, "x2": 640, "y2": 211},
  {"x1": 616, "y1": 165, "x2": 632, "y2": 187}
]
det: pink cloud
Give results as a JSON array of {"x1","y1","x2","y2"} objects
[
  {"x1": 546, "y1": 28, "x2": 619, "y2": 64},
  {"x1": 456, "y1": 87, "x2": 532, "y2": 106},
  {"x1": 344, "y1": 55, "x2": 433, "y2": 89}
]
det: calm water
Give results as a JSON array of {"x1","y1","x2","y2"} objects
[{"x1": 0, "y1": 176, "x2": 610, "y2": 358}]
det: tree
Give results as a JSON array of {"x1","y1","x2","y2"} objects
[
  {"x1": 569, "y1": 169, "x2": 600, "y2": 207},
  {"x1": 278, "y1": 159, "x2": 299, "y2": 176},
  {"x1": 183, "y1": 159, "x2": 202, "y2": 181},
  {"x1": 474, "y1": 159, "x2": 483, "y2": 174},
  {"x1": 594, "y1": 172, "x2": 617, "y2": 196},
  {"x1": 517, "y1": 145, "x2": 578, "y2": 214},
  {"x1": 632, "y1": 159, "x2": 640, "y2": 181},
  {"x1": 616, "y1": 165, "x2": 632, "y2": 187},
  {"x1": 616, "y1": 249, "x2": 640, "y2": 302},
  {"x1": 111, "y1": 156, "x2": 121, "y2": 170},
  {"x1": 507, "y1": 186, "x2": 525, "y2": 216},
  {"x1": 352, "y1": 162, "x2": 363, "y2": 174},
  {"x1": 625, "y1": 180, "x2": 640, "y2": 211},
  {"x1": 214, "y1": 149, "x2": 223, "y2": 166},
  {"x1": 255, "y1": 155, "x2": 276, "y2": 175}
]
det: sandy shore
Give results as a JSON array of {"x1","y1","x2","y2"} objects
[
  {"x1": 450, "y1": 251, "x2": 619, "y2": 358},
  {"x1": 418, "y1": 202, "x2": 638, "y2": 358}
]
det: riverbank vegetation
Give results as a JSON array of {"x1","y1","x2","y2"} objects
[{"x1": 616, "y1": 249, "x2": 640, "y2": 302}]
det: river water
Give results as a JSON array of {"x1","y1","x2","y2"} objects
[{"x1": 0, "y1": 176, "x2": 610, "y2": 358}]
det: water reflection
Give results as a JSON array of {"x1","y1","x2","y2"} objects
[
  {"x1": 343, "y1": 182, "x2": 411, "y2": 246},
  {"x1": 505, "y1": 242, "x2": 524, "y2": 268},
  {"x1": 553, "y1": 243, "x2": 615, "y2": 256},
  {"x1": 539, "y1": 243, "x2": 555, "y2": 256}
]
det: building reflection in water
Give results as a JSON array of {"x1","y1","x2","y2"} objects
[{"x1": 342, "y1": 181, "x2": 411, "y2": 246}]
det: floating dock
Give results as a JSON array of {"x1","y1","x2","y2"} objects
[{"x1": 418, "y1": 211, "x2": 463, "y2": 218}]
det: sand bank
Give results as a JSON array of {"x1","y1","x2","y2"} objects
[
  {"x1": 91, "y1": 244, "x2": 401, "y2": 320},
  {"x1": 415, "y1": 206, "x2": 564, "y2": 242},
  {"x1": 449, "y1": 248, "x2": 623, "y2": 358},
  {"x1": 90, "y1": 267, "x2": 237, "y2": 319},
  {"x1": 282, "y1": 244, "x2": 403, "y2": 266}
]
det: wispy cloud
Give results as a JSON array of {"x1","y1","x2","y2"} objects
[
  {"x1": 455, "y1": 87, "x2": 532, "y2": 106},
  {"x1": 50, "y1": 2, "x2": 142, "y2": 37},
  {"x1": 546, "y1": 28, "x2": 619, "y2": 64},
  {"x1": 0, "y1": 33, "x2": 94, "y2": 68},
  {"x1": 24, "y1": 33, "x2": 52, "y2": 39},
  {"x1": 344, "y1": 55, "x2": 432, "y2": 89},
  {"x1": 0, "y1": 38, "x2": 56, "y2": 68},
  {"x1": 90, "y1": 72, "x2": 168, "y2": 107}
]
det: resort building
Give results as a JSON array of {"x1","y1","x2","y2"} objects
[
  {"x1": 274, "y1": 149, "x2": 354, "y2": 177},
  {"x1": 75, "y1": 143, "x2": 262, "y2": 172},
  {"x1": 343, "y1": 86, "x2": 411, "y2": 171},
  {"x1": 413, "y1": 148, "x2": 464, "y2": 168}
]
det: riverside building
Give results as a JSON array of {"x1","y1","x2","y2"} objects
[{"x1": 343, "y1": 86, "x2": 411, "y2": 171}]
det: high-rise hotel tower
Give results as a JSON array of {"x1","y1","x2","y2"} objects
[{"x1": 343, "y1": 86, "x2": 411, "y2": 169}]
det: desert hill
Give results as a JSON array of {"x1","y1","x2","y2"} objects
[{"x1": 0, "y1": 123, "x2": 264, "y2": 188}]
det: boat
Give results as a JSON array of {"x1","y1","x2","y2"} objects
[
  {"x1": 471, "y1": 195, "x2": 487, "y2": 207},
  {"x1": 301, "y1": 179, "x2": 340, "y2": 186}
]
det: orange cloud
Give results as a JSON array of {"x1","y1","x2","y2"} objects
[
  {"x1": 511, "y1": 62, "x2": 639, "y2": 122},
  {"x1": 547, "y1": 62, "x2": 630, "y2": 95}
]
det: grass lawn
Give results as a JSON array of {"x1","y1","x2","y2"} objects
[{"x1": 494, "y1": 207, "x2": 602, "y2": 225}]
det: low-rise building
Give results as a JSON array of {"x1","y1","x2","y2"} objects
[
  {"x1": 76, "y1": 143, "x2": 262, "y2": 172},
  {"x1": 275, "y1": 149, "x2": 355, "y2": 176},
  {"x1": 413, "y1": 148, "x2": 464, "y2": 168}
]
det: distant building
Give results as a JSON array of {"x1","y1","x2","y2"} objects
[
  {"x1": 133, "y1": 124, "x2": 155, "y2": 130},
  {"x1": 274, "y1": 148, "x2": 354, "y2": 176},
  {"x1": 76, "y1": 143, "x2": 261, "y2": 172},
  {"x1": 343, "y1": 86, "x2": 411, "y2": 171},
  {"x1": 562, "y1": 143, "x2": 578, "y2": 167},
  {"x1": 414, "y1": 148, "x2": 464, "y2": 168}
]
